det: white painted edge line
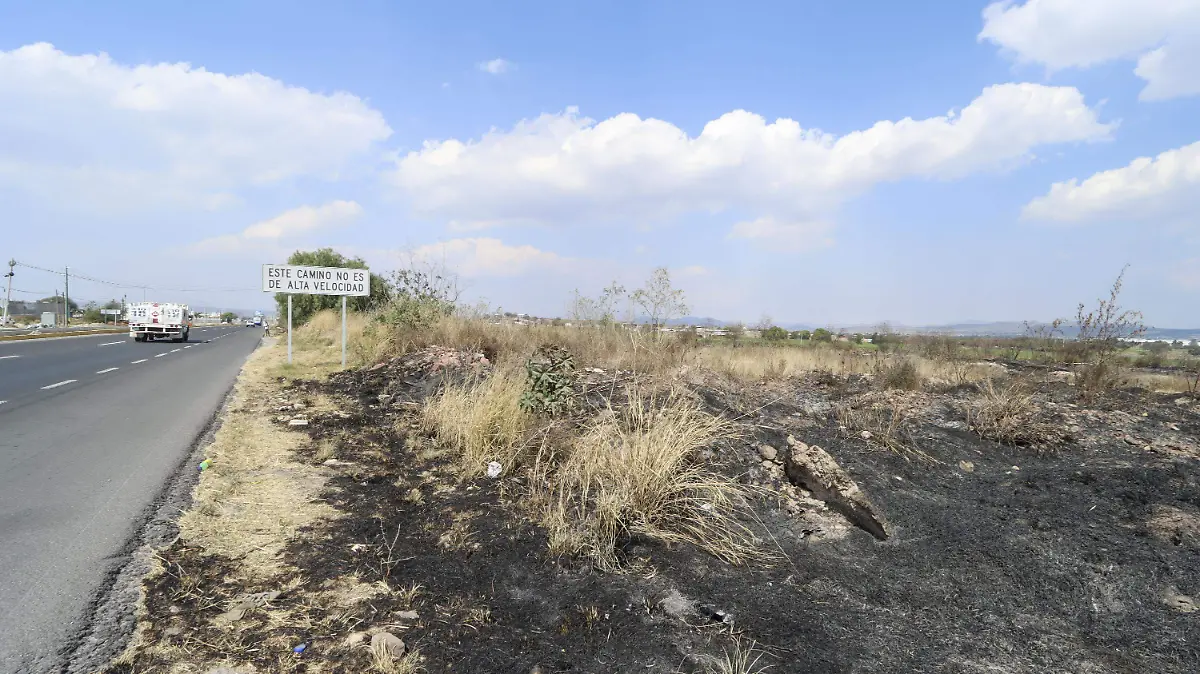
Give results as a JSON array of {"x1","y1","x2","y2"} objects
[
  {"x1": 96, "y1": 367, "x2": 119, "y2": 374},
  {"x1": 170, "y1": 348, "x2": 181, "y2": 353},
  {"x1": 98, "y1": 341, "x2": 124, "y2": 347},
  {"x1": 41, "y1": 379, "x2": 76, "y2": 390},
  {"x1": 0, "y1": 355, "x2": 19, "y2": 360},
  {"x1": 131, "y1": 359, "x2": 148, "y2": 364},
  {"x1": 154, "y1": 353, "x2": 167, "y2": 358}
]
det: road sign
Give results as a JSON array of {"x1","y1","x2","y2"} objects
[
  {"x1": 263, "y1": 263, "x2": 370, "y2": 368},
  {"x1": 100, "y1": 309, "x2": 121, "y2": 315},
  {"x1": 261, "y1": 264, "x2": 369, "y2": 297}
]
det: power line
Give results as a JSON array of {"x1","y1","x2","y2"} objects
[{"x1": 13, "y1": 261, "x2": 257, "y2": 293}]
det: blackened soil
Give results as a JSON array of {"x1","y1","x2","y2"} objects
[{"x1": 113, "y1": 353, "x2": 1200, "y2": 673}]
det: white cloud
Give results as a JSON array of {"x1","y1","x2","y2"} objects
[
  {"x1": 728, "y1": 217, "x2": 835, "y2": 252},
  {"x1": 1022, "y1": 140, "x2": 1200, "y2": 222},
  {"x1": 387, "y1": 84, "x2": 1111, "y2": 249},
  {"x1": 979, "y1": 0, "x2": 1200, "y2": 101},
  {"x1": 0, "y1": 43, "x2": 392, "y2": 212},
  {"x1": 478, "y1": 58, "x2": 513, "y2": 75},
  {"x1": 410, "y1": 238, "x2": 574, "y2": 277},
  {"x1": 189, "y1": 200, "x2": 363, "y2": 254}
]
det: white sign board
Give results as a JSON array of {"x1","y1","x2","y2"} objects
[
  {"x1": 262, "y1": 264, "x2": 370, "y2": 297},
  {"x1": 100, "y1": 309, "x2": 121, "y2": 315}
]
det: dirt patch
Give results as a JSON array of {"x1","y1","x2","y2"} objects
[{"x1": 110, "y1": 346, "x2": 1200, "y2": 673}]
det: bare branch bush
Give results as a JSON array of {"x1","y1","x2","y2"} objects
[{"x1": 1073, "y1": 265, "x2": 1146, "y2": 396}]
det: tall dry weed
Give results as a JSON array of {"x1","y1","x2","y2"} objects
[
  {"x1": 545, "y1": 387, "x2": 756, "y2": 570},
  {"x1": 419, "y1": 363, "x2": 534, "y2": 478}
]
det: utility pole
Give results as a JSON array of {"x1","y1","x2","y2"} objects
[
  {"x1": 2, "y1": 259, "x2": 13, "y2": 326},
  {"x1": 64, "y1": 266, "x2": 69, "y2": 327}
]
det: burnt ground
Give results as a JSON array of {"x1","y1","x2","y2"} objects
[{"x1": 111, "y1": 351, "x2": 1200, "y2": 673}]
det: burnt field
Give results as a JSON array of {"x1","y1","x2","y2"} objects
[{"x1": 111, "y1": 343, "x2": 1200, "y2": 674}]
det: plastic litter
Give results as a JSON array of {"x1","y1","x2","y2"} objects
[
  {"x1": 293, "y1": 643, "x2": 307, "y2": 654},
  {"x1": 486, "y1": 461, "x2": 502, "y2": 478},
  {"x1": 198, "y1": 459, "x2": 211, "y2": 471}
]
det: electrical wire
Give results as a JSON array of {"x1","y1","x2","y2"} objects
[{"x1": 13, "y1": 261, "x2": 258, "y2": 293}]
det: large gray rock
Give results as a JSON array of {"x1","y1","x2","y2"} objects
[{"x1": 784, "y1": 441, "x2": 888, "y2": 540}]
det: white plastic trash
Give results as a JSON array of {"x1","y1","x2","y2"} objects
[{"x1": 486, "y1": 461, "x2": 502, "y2": 478}]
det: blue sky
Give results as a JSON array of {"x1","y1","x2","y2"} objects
[{"x1": 2, "y1": 0, "x2": 1198, "y2": 326}]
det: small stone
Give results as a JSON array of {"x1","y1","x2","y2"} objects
[
  {"x1": 860, "y1": 430, "x2": 872, "y2": 441},
  {"x1": 959, "y1": 460, "x2": 975, "y2": 472},
  {"x1": 370, "y1": 631, "x2": 407, "y2": 658},
  {"x1": 396, "y1": 610, "x2": 419, "y2": 621},
  {"x1": 168, "y1": 605, "x2": 181, "y2": 615},
  {"x1": 785, "y1": 434, "x2": 797, "y2": 446},
  {"x1": 1011, "y1": 465, "x2": 1020, "y2": 471},
  {"x1": 1174, "y1": 397, "x2": 1192, "y2": 406},
  {"x1": 164, "y1": 626, "x2": 182, "y2": 637},
  {"x1": 1169, "y1": 423, "x2": 1181, "y2": 431},
  {"x1": 758, "y1": 444, "x2": 778, "y2": 461},
  {"x1": 342, "y1": 631, "x2": 367, "y2": 648},
  {"x1": 659, "y1": 589, "x2": 695, "y2": 620},
  {"x1": 289, "y1": 418, "x2": 309, "y2": 427},
  {"x1": 1123, "y1": 435, "x2": 1138, "y2": 445},
  {"x1": 378, "y1": 394, "x2": 393, "y2": 403},
  {"x1": 760, "y1": 459, "x2": 775, "y2": 468}
]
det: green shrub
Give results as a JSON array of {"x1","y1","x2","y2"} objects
[{"x1": 519, "y1": 345, "x2": 577, "y2": 416}]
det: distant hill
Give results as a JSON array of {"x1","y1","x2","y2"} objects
[{"x1": 649, "y1": 317, "x2": 1200, "y2": 340}]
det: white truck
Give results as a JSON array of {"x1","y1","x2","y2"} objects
[{"x1": 127, "y1": 302, "x2": 192, "y2": 342}]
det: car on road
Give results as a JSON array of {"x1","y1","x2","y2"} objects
[{"x1": 245, "y1": 319, "x2": 255, "y2": 327}]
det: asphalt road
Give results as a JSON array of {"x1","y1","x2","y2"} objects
[{"x1": 0, "y1": 326, "x2": 263, "y2": 673}]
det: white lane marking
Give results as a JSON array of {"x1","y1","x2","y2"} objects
[
  {"x1": 41, "y1": 379, "x2": 77, "y2": 390},
  {"x1": 98, "y1": 341, "x2": 124, "y2": 347},
  {"x1": 154, "y1": 353, "x2": 167, "y2": 358},
  {"x1": 0, "y1": 355, "x2": 19, "y2": 360},
  {"x1": 96, "y1": 367, "x2": 119, "y2": 374},
  {"x1": 170, "y1": 348, "x2": 181, "y2": 353},
  {"x1": 0, "y1": 400, "x2": 6, "y2": 406},
  {"x1": 184, "y1": 345, "x2": 194, "y2": 349},
  {"x1": 131, "y1": 359, "x2": 148, "y2": 364}
]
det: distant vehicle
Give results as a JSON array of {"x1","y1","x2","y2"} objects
[
  {"x1": 127, "y1": 302, "x2": 191, "y2": 343},
  {"x1": 253, "y1": 311, "x2": 264, "y2": 327},
  {"x1": 245, "y1": 319, "x2": 255, "y2": 327}
]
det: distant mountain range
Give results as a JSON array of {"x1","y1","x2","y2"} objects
[{"x1": 661, "y1": 317, "x2": 1199, "y2": 340}]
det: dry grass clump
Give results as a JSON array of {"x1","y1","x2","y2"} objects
[
  {"x1": 387, "y1": 316, "x2": 690, "y2": 375},
  {"x1": 419, "y1": 362, "x2": 535, "y2": 478},
  {"x1": 963, "y1": 379, "x2": 1061, "y2": 447},
  {"x1": 696, "y1": 638, "x2": 774, "y2": 674},
  {"x1": 541, "y1": 387, "x2": 758, "y2": 570},
  {"x1": 695, "y1": 344, "x2": 874, "y2": 381},
  {"x1": 879, "y1": 358, "x2": 923, "y2": 391},
  {"x1": 835, "y1": 396, "x2": 931, "y2": 461}
]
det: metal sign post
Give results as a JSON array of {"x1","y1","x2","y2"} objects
[{"x1": 261, "y1": 263, "x2": 369, "y2": 369}]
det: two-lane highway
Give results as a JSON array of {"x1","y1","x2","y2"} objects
[{"x1": 0, "y1": 326, "x2": 264, "y2": 672}]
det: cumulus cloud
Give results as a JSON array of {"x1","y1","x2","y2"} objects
[
  {"x1": 0, "y1": 43, "x2": 392, "y2": 212},
  {"x1": 478, "y1": 58, "x2": 513, "y2": 75},
  {"x1": 410, "y1": 238, "x2": 575, "y2": 277},
  {"x1": 1022, "y1": 140, "x2": 1200, "y2": 223},
  {"x1": 189, "y1": 200, "x2": 363, "y2": 254},
  {"x1": 979, "y1": 0, "x2": 1200, "y2": 101},
  {"x1": 386, "y1": 84, "x2": 1111, "y2": 249}
]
